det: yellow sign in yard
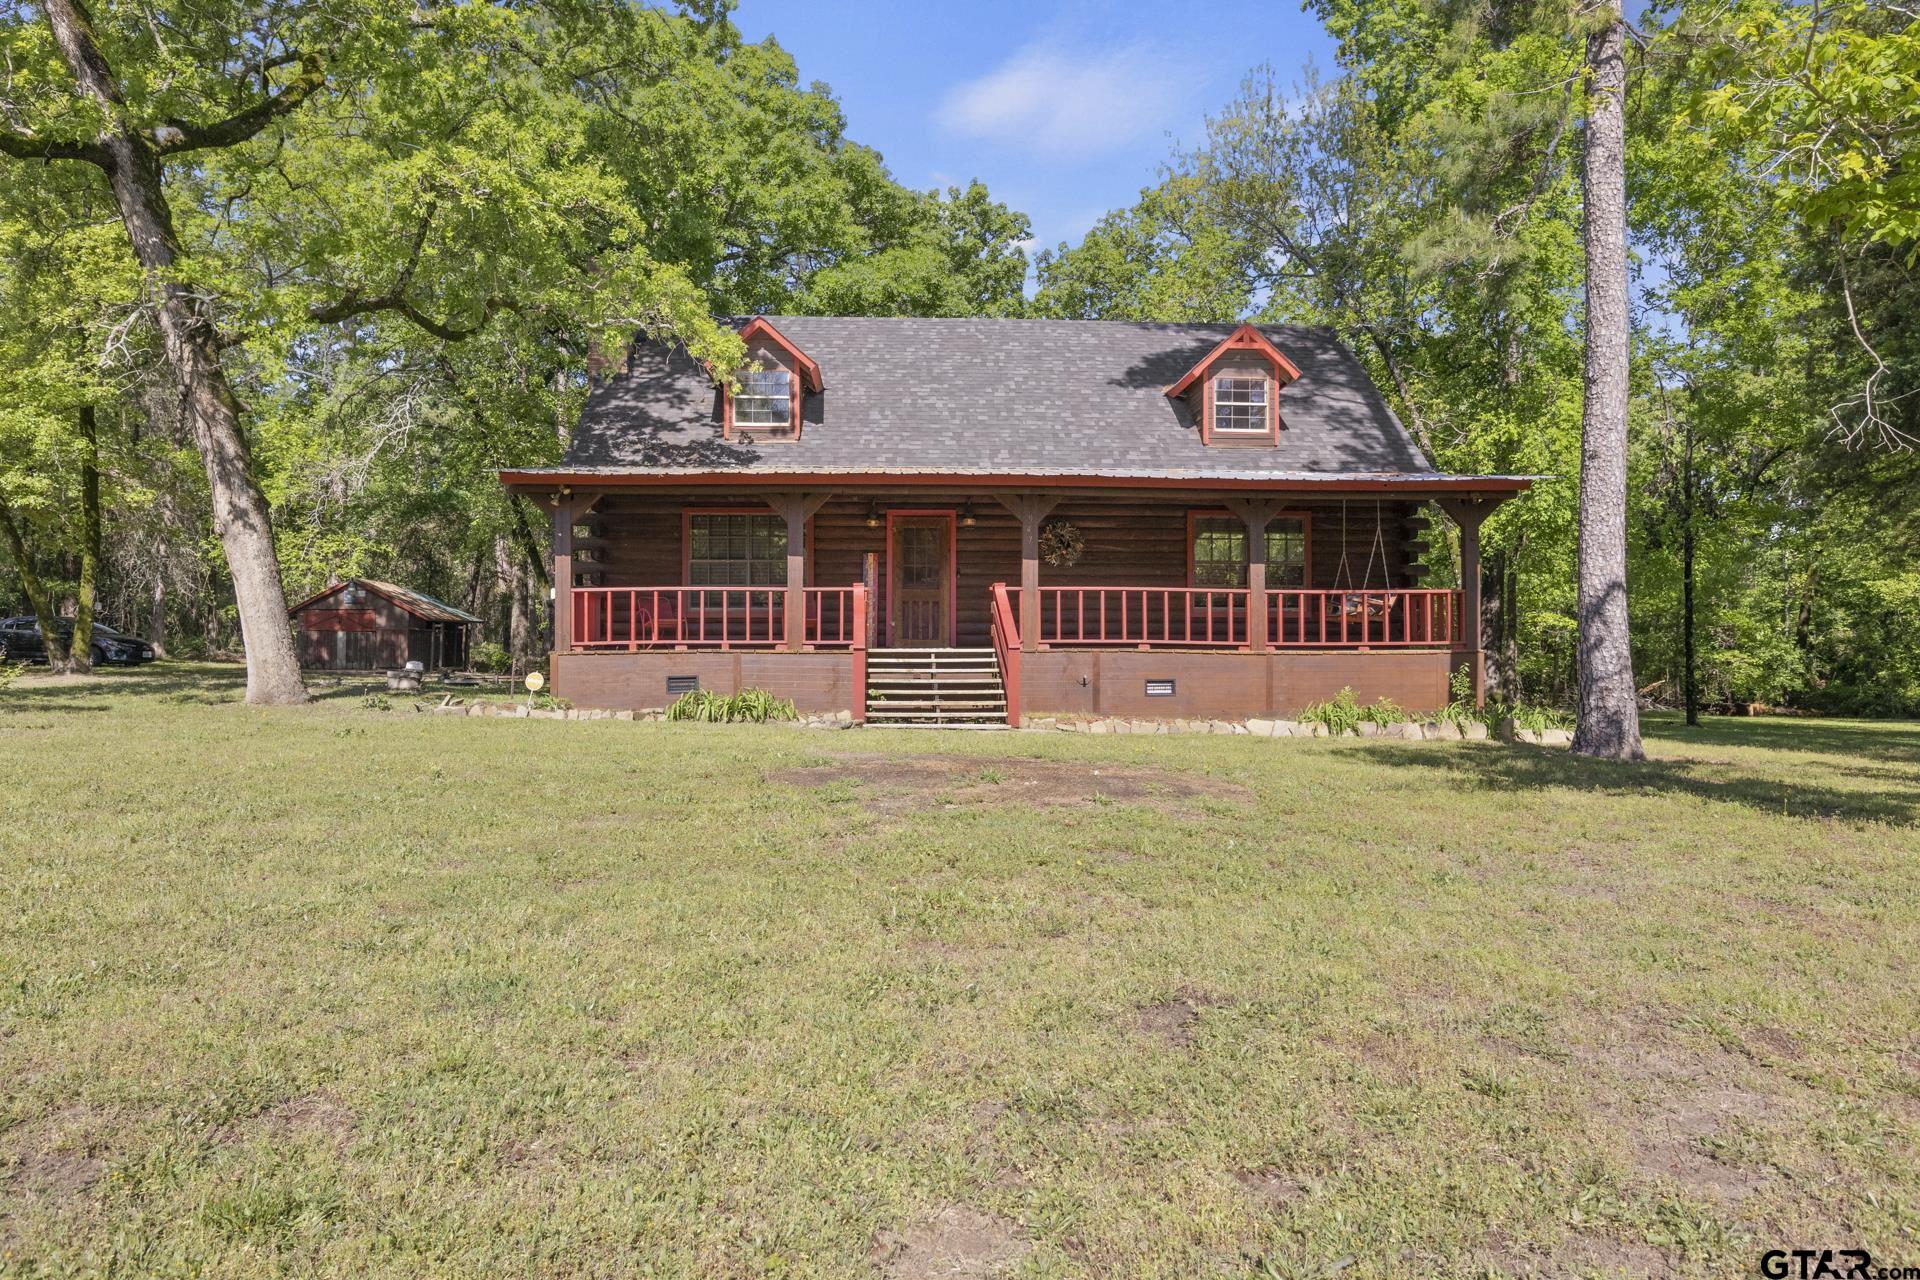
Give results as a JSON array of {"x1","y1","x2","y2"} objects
[{"x1": 523, "y1": 670, "x2": 545, "y2": 692}]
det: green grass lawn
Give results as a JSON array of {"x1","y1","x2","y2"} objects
[{"x1": 3, "y1": 663, "x2": 1917, "y2": 1278}]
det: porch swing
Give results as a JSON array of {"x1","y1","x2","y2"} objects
[{"x1": 1330, "y1": 497, "x2": 1401, "y2": 637}]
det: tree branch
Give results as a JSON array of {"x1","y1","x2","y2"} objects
[
  {"x1": 307, "y1": 289, "x2": 521, "y2": 342},
  {"x1": 145, "y1": 52, "x2": 325, "y2": 155},
  {"x1": 0, "y1": 129, "x2": 105, "y2": 163}
]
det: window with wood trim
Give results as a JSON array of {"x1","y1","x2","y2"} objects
[
  {"x1": 1190, "y1": 515, "x2": 1309, "y2": 586},
  {"x1": 1211, "y1": 374, "x2": 1269, "y2": 433},
  {"x1": 687, "y1": 513, "x2": 787, "y2": 585},
  {"x1": 1191, "y1": 517, "x2": 1246, "y2": 586},
  {"x1": 733, "y1": 368, "x2": 792, "y2": 428},
  {"x1": 1265, "y1": 518, "x2": 1308, "y2": 586}
]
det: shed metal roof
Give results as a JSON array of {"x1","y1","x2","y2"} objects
[{"x1": 287, "y1": 578, "x2": 482, "y2": 625}]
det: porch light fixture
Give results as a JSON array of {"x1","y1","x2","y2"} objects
[
  {"x1": 864, "y1": 501, "x2": 881, "y2": 528},
  {"x1": 959, "y1": 500, "x2": 977, "y2": 527}
]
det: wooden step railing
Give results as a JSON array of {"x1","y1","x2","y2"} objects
[{"x1": 989, "y1": 582, "x2": 1021, "y2": 727}]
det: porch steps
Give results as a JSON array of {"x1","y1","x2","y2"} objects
[{"x1": 864, "y1": 648, "x2": 1010, "y2": 728}]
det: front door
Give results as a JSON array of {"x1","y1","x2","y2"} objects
[{"x1": 888, "y1": 514, "x2": 953, "y2": 646}]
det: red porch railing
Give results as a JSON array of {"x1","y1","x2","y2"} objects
[
  {"x1": 994, "y1": 586, "x2": 1464, "y2": 651},
  {"x1": 805, "y1": 586, "x2": 861, "y2": 648},
  {"x1": 1268, "y1": 589, "x2": 1461, "y2": 647},
  {"x1": 569, "y1": 585, "x2": 868, "y2": 650},
  {"x1": 1012, "y1": 586, "x2": 1253, "y2": 648}
]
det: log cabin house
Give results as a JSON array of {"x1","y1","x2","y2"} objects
[{"x1": 499, "y1": 317, "x2": 1532, "y2": 727}]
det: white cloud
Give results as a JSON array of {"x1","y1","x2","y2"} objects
[{"x1": 938, "y1": 42, "x2": 1186, "y2": 156}]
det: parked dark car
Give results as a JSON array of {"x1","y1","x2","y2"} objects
[{"x1": 0, "y1": 617, "x2": 156, "y2": 665}]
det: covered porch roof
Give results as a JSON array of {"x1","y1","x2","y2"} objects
[{"x1": 499, "y1": 468, "x2": 1537, "y2": 498}]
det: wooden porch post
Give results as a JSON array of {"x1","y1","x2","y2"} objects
[
  {"x1": 1225, "y1": 497, "x2": 1285, "y2": 654},
  {"x1": 997, "y1": 494, "x2": 1058, "y2": 648},
  {"x1": 769, "y1": 491, "x2": 832, "y2": 651},
  {"x1": 1438, "y1": 497, "x2": 1495, "y2": 705},
  {"x1": 550, "y1": 490, "x2": 574, "y2": 657}
]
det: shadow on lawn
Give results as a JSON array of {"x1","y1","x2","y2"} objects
[
  {"x1": 1645, "y1": 713, "x2": 1920, "y2": 767},
  {"x1": 4, "y1": 661, "x2": 247, "y2": 712},
  {"x1": 1366, "y1": 731, "x2": 1920, "y2": 828},
  {"x1": 7, "y1": 662, "x2": 471, "y2": 713}
]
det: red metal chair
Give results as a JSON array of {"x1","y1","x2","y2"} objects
[{"x1": 635, "y1": 595, "x2": 681, "y2": 645}]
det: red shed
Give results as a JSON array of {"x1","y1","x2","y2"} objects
[{"x1": 288, "y1": 578, "x2": 481, "y2": 671}]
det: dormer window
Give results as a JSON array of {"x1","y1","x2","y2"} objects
[
  {"x1": 1211, "y1": 375, "x2": 1269, "y2": 434},
  {"x1": 1164, "y1": 322, "x2": 1300, "y2": 447},
  {"x1": 719, "y1": 317, "x2": 821, "y2": 441},
  {"x1": 734, "y1": 368, "x2": 792, "y2": 428}
]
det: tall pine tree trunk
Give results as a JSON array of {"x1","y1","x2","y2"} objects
[
  {"x1": 41, "y1": 0, "x2": 306, "y2": 705},
  {"x1": 1571, "y1": 9, "x2": 1645, "y2": 761},
  {"x1": 1681, "y1": 417, "x2": 1698, "y2": 726}
]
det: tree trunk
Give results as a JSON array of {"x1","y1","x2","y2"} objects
[
  {"x1": 1570, "y1": 10, "x2": 1645, "y2": 761},
  {"x1": 149, "y1": 576, "x2": 168, "y2": 657},
  {"x1": 1681, "y1": 419, "x2": 1698, "y2": 727},
  {"x1": 41, "y1": 0, "x2": 306, "y2": 705},
  {"x1": 496, "y1": 533, "x2": 532, "y2": 662},
  {"x1": 68, "y1": 405, "x2": 102, "y2": 674},
  {"x1": 1482, "y1": 544, "x2": 1519, "y2": 702},
  {"x1": 0, "y1": 496, "x2": 71, "y2": 669}
]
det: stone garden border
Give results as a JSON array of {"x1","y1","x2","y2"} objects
[{"x1": 425, "y1": 700, "x2": 1572, "y2": 744}]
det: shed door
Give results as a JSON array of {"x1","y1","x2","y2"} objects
[{"x1": 338, "y1": 631, "x2": 374, "y2": 670}]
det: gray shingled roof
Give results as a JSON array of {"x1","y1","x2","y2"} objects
[{"x1": 559, "y1": 317, "x2": 1437, "y2": 479}]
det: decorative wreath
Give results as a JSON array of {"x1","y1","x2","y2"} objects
[{"x1": 1039, "y1": 518, "x2": 1084, "y2": 568}]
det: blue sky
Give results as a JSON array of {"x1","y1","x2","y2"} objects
[{"x1": 731, "y1": 0, "x2": 1338, "y2": 259}]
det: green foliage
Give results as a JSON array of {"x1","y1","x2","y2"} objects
[
  {"x1": 1300, "y1": 687, "x2": 1364, "y2": 735},
  {"x1": 665, "y1": 689, "x2": 728, "y2": 723},
  {"x1": 468, "y1": 642, "x2": 509, "y2": 675},
  {"x1": 0, "y1": 0, "x2": 1034, "y2": 654},
  {"x1": 1432, "y1": 665, "x2": 1483, "y2": 729},
  {"x1": 1491, "y1": 701, "x2": 1576, "y2": 734},
  {"x1": 1360, "y1": 696, "x2": 1410, "y2": 726},
  {"x1": 725, "y1": 688, "x2": 799, "y2": 724},
  {"x1": 0, "y1": 661, "x2": 23, "y2": 692},
  {"x1": 665, "y1": 688, "x2": 798, "y2": 724},
  {"x1": 1032, "y1": 2, "x2": 1920, "y2": 721}
]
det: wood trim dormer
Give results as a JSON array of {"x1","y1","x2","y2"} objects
[
  {"x1": 1165, "y1": 323, "x2": 1301, "y2": 447},
  {"x1": 721, "y1": 317, "x2": 822, "y2": 443}
]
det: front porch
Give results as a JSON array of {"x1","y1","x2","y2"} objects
[{"x1": 538, "y1": 485, "x2": 1506, "y2": 725}]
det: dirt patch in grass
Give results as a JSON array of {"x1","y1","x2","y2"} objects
[
  {"x1": 214, "y1": 1092, "x2": 356, "y2": 1151},
  {"x1": 1234, "y1": 1168, "x2": 1304, "y2": 1212},
  {"x1": 1634, "y1": 1083, "x2": 1779, "y2": 1201},
  {"x1": 872, "y1": 1202, "x2": 1030, "y2": 1278},
  {"x1": 0, "y1": 1108, "x2": 113, "y2": 1204},
  {"x1": 6, "y1": 1148, "x2": 104, "y2": 1200},
  {"x1": 1572, "y1": 1011, "x2": 1786, "y2": 1202},
  {"x1": 768, "y1": 754, "x2": 1250, "y2": 816},
  {"x1": 1743, "y1": 1025, "x2": 1803, "y2": 1062},
  {"x1": 1136, "y1": 988, "x2": 1224, "y2": 1049},
  {"x1": 1483, "y1": 1230, "x2": 1675, "y2": 1278}
]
